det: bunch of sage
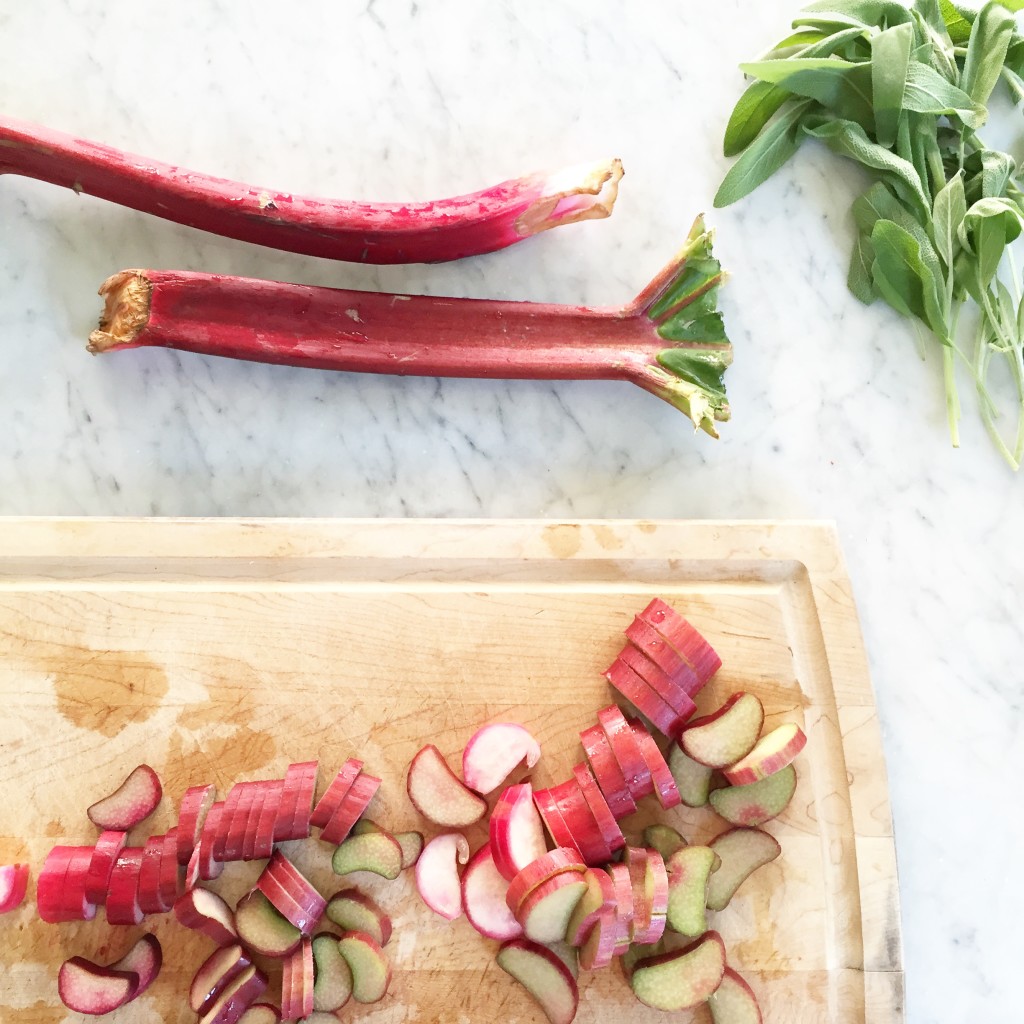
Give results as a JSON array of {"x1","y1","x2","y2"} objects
[{"x1": 717, "y1": 0, "x2": 1024, "y2": 469}]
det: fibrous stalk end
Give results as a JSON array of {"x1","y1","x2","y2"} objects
[
  {"x1": 515, "y1": 158, "x2": 623, "y2": 237},
  {"x1": 87, "y1": 270, "x2": 152, "y2": 353}
]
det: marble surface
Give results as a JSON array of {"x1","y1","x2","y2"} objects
[{"x1": 1, "y1": 1, "x2": 1020, "y2": 1020}]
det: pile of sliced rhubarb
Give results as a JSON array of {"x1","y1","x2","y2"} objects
[
  {"x1": 23, "y1": 597, "x2": 803, "y2": 1022},
  {"x1": 401, "y1": 597, "x2": 806, "y2": 1023}
]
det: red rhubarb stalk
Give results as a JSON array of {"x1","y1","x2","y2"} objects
[
  {"x1": 0, "y1": 115, "x2": 621, "y2": 264},
  {"x1": 88, "y1": 217, "x2": 732, "y2": 434}
]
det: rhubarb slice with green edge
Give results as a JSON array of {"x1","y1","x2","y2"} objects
[
  {"x1": 630, "y1": 931, "x2": 727, "y2": 1012},
  {"x1": 666, "y1": 846, "x2": 720, "y2": 937},
  {"x1": 709, "y1": 965, "x2": 764, "y2": 1023},
  {"x1": 643, "y1": 824, "x2": 687, "y2": 861},
  {"x1": 706, "y1": 828, "x2": 781, "y2": 912},
  {"x1": 709, "y1": 765, "x2": 797, "y2": 827},
  {"x1": 89, "y1": 217, "x2": 732, "y2": 437},
  {"x1": 669, "y1": 742, "x2": 715, "y2": 808}
]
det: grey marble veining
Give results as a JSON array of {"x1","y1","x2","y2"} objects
[{"x1": 1, "y1": 1, "x2": 1022, "y2": 1020}]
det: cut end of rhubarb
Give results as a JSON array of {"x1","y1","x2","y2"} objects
[
  {"x1": 88, "y1": 270, "x2": 152, "y2": 353},
  {"x1": 515, "y1": 158, "x2": 623, "y2": 237}
]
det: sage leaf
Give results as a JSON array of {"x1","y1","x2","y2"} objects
[
  {"x1": 903, "y1": 60, "x2": 986, "y2": 127},
  {"x1": 958, "y1": 197, "x2": 1024, "y2": 286},
  {"x1": 801, "y1": 116, "x2": 931, "y2": 218},
  {"x1": 726, "y1": 25, "x2": 872, "y2": 156},
  {"x1": 871, "y1": 219, "x2": 950, "y2": 340},
  {"x1": 848, "y1": 231, "x2": 878, "y2": 303},
  {"x1": 932, "y1": 173, "x2": 967, "y2": 270},
  {"x1": 961, "y1": 2, "x2": 1014, "y2": 107},
  {"x1": 938, "y1": 0, "x2": 975, "y2": 45},
  {"x1": 714, "y1": 99, "x2": 814, "y2": 207},
  {"x1": 871, "y1": 23, "x2": 913, "y2": 147},
  {"x1": 801, "y1": 0, "x2": 912, "y2": 25},
  {"x1": 739, "y1": 57, "x2": 875, "y2": 128},
  {"x1": 853, "y1": 181, "x2": 927, "y2": 237},
  {"x1": 911, "y1": 2, "x2": 958, "y2": 81}
]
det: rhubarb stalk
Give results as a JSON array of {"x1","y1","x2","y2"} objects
[
  {"x1": 88, "y1": 218, "x2": 732, "y2": 434},
  {"x1": 0, "y1": 115, "x2": 621, "y2": 264}
]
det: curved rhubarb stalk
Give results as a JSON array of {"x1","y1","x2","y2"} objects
[
  {"x1": 0, "y1": 115, "x2": 620, "y2": 264},
  {"x1": 88, "y1": 217, "x2": 732, "y2": 434}
]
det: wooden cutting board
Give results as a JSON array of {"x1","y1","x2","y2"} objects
[{"x1": 0, "y1": 518, "x2": 902, "y2": 1023}]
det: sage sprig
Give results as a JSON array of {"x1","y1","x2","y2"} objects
[{"x1": 717, "y1": 0, "x2": 1024, "y2": 468}]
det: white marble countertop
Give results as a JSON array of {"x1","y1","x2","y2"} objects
[{"x1": 1, "y1": 2, "x2": 1020, "y2": 1020}]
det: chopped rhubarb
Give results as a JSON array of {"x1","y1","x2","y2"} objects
[
  {"x1": 88, "y1": 219, "x2": 732, "y2": 436},
  {"x1": 86, "y1": 763, "x2": 162, "y2": 831},
  {"x1": 0, "y1": 863, "x2": 29, "y2": 914}
]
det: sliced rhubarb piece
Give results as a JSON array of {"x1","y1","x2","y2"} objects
[
  {"x1": 282, "y1": 938, "x2": 314, "y2": 1021},
  {"x1": 312, "y1": 932, "x2": 352, "y2": 1012},
  {"x1": 641, "y1": 851, "x2": 670, "y2": 946},
  {"x1": 708, "y1": 965, "x2": 764, "y2": 1023},
  {"x1": 257, "y1": 870, "x2": 324, "y2": 935},
  {"x1": 197, "y1": 965, "x2": 268, "y2": 1024},
  {"x1": 577, "y1": 907, "x2": 617, "y2": 970},
  {"x1": 235, "y1": 889, "x2": 302, "y2": 957},
  {"x1": 0, "y1": 862, "x2": 29, "y2": 914},
  {"x1": 722, "y1": 723, "x2": 807, "y2": 785},
  {"x1": 616, "y1": 641, "x2": 694, "y2": 706},
  {"x1": 57, "y1": 957, "x2": 138, "y2": 1015},
  {"x1": 37, "y1": 846, "x2": 95, "y2": 923},
  {"x1": 110, "y1": 933, "x2": 161, "y2": 998},
  {"x1": 461, "y1": 722, "x2": 542, "y2": 795},
  {"x1": 87, "y1": 764, "x2": 162, "y2": 831},
  {"x1": 597, "y1": 705, "x2": 653, "y2": 799},
  {"x1": 666, "y1": 845, "x2": 719, "y2": 937},
  {"x1": 331, "y1": 831, "x2": 403, "y2": 880},
  {"x1": 84, "y1": 830, "x2": 128, "y2": 905},
  {"x1": 604, "y1": 658, "x2": 688, "y2": 737},
  {"x1": 630, "y1": 931, "x2": 726, "y2": 1011},
  {"x1": 532, "y1": 786, "x2": 577, "y2": 854},
  {"x1": 174, "y1": 886, "x2": 238, "y2": 945},
  {"x1": 198, "y1": 802, "x2": 227, "y2": 881},
  {"x1": 643, "y1": 598, "x2": 724, "y2": 684},
  {"x1": 710, "y1": 764, "x2": 797, "y2": 826},
  {"x1": 546, "y1": 941, "x2": 579, "y2": 980},
  {"x1": 241, "y1": 786, "x2": 265, "y2": 862},
  {"x1": 681, "y1": 693, "x2": 765, "y2": 769},
  {"x1": 337, "y1": 932, "x2": 391, "y2": 1003},
  {"x1": 607, "y1": 862, "x2": 635, "y2": 956},
  {"x1": 580, "y1": 724, "x2": 636, "y2": 818},
  {"x1": 640, "y1": 599, "x2": 723, "y2": 685},
  {"x1": 643, "y1": 824, "x2": 687, "y2": 861},
  {"x1": 547, "y1": 778, "x2": 612, "y2": 866},
  {"x1": 137, "y1": 833, "x2": 170, "y2": 915},
  {"x1": 319, "y1": 770, "x2": 381, "y2": 845},
  {"x1": 177, "y1": 783, "x2": 217, "y2": 865},
  {"x1": 325, "y1": 890, "x2": 392, "y2": 947},
  {"x1": 565, "y1": 867, "x2": 615, "y2": 947},
  {"x1": 506, "y1": 849, "x2": 588, "y2": 915},
  {"x1": 394, "y1": 830, "x2": 424, "y2": 869},
  {"x1": 190, "y1": 944, "x2": 252, "y2": 1014},
  {"x1": 310, "y1": 758, "x2": 363, "y2": 829},
  {"x1": 706, "y1": 828, "x2": 782, "y2": 912},
  {"x1": 105, "y1": 847, "x2": 145, "y2": 926},
  {"x1": 216, "y1": 785, "x2": 243, "y2": 862},
  {"x1": 288, "y1": 762, "x2": 320, "y2": 841},
  {"x1": 624, "y1": 846, "x2": 653, "y2": 943},
  {"x1": 251, "y1": 781, "x2": 282, "y2": 861},
  {"x1": 624, "y1": 615, "x2": 694, "y2": 680},
  {"x1": 497, "y1": 938, "x2": 579, "y2": 1024},
  {"x1": 261, "y1": 850, "x2": 327, "y2": 923},
  {"x1": 159, "y1": 827, "x2": 182, "y2": 906},
  {"x1": 669, "y1": 743, "x2": 715, "y2": 808},
  {"x1": 571, "y1": 763, "x2": 625, "y2": 854},
  {"x1": 415, "y1": 832, "x2": 470, "y2": 920},
  {"x1": 628, "y1": 719, "x2": 682, "y2": 809},
  {"x1": 463, "y1": 842, "x2": 523, "y2": 941},
  {"x1": 407, "y1": 744, "x2": 487, "y2": 828}
]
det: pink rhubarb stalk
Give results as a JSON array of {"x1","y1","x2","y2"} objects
[
  {"x1": 88, "y1": 217, "x2": 732, "y2": 434},
  {"x1": 0, "y1": 114, "x2": 621, "y2": 264}
]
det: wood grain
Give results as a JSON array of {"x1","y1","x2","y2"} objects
[{"x1": 0, "y1": 518, "x2": 902, "y2": 1023}]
